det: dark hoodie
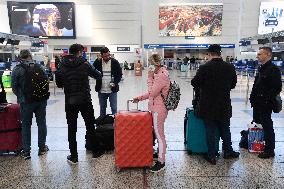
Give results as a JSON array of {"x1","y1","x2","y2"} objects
[{"x1": 56, "y1": 55, "x2": 101, "y2": 105}]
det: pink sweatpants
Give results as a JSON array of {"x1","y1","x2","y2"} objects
[{"x1": 152, "y1": 111, "x2": 168, "y2": 164}]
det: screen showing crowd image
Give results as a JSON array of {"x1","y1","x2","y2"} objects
[{"x1": 7, "y1": 1, "x2": 76, "y2": 39}]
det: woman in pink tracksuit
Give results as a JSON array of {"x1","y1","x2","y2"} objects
[{"x1": 133, "y1": 54, "x2": 170, "y2": 173}]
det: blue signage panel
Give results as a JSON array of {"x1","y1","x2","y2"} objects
[
  {"x1": 239, "y1": 41, "x2": 251, "y2": 46},
  {"x1": 117, "y1": 47, "x2": 130, "y2": 51},
  {"x1": 144, "y1": 44, "x2": 235, "y2": 49}
]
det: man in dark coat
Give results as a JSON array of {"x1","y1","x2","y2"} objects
[
  {"x1": 191, "y1": 44, "x2": 239, "y2": 165},
  {"x1": 250, "y1": 47, "x2": 282, "y2": 159},
  {"x1": 56, "y1": 44, "x2": 102, "y2": 164},
  {"x1": 93, "y1": 47, "x2": 122, "y2": 116}
]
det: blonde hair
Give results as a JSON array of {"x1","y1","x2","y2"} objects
[{"x1": 149, "y1": 54, "x2": 163, "y2": 65}]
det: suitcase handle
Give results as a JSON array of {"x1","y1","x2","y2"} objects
[{"x1": 127, "y1": 100, "x2": 139, "y2": 111}]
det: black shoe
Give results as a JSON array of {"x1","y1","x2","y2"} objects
[
  {"x1": 215, "y1": 151, "x2": 220, "y2": 157},
  {"x1": 67, "y1": 155, "x2": 78, "y2": 164},
  {"x1": 223, "y1": 151, "x2": 240, "y2": 159},
  {"x1": 86, "y1": 147, "x2": 92, "y2": 151},
  {"x1": 258, "y1": 152, "x2": 275, "y2": 159},
  {"x1": 92, "y1": 151, "x2": 104, "y2": 159},
  {"x1": 85, "y1": 143, "x2": 92, "y2": 151},
  {"x1": 204, "y1": 155, "x2": 216, "y2": 165},
  {"x1": 38, "y1": 145, "x2": 49, "y2": 156},
  {"x1": 20, "y1": 150, "x2": 31, "y2": 160},
  {"x1": 150, "y1": 161, "x2": 165, "y2": 173},
  {"x1": 153, "y1": 152, "x2": 158, "y2": 159}
]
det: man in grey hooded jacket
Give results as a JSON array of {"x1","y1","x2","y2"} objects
[{"x1": 11, "y1": 49, "x2": 49, "y2": 160}]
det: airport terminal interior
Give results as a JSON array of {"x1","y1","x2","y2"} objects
[{"x1": 1, "y1": 0, "x2": 284, "y2": 188}]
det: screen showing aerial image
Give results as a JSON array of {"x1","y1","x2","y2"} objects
[
  {"x1": 7, "y1": 1, "x2": 76, "y2": 38},
  {"x1": 159, "y1": 4, "x2": 223, "y2": 37}
]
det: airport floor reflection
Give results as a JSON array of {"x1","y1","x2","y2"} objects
[{"x1": 1, "y1": 70, "x2": 284, "y2": 189}]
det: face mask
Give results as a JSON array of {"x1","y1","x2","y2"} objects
[{"x1": 148, "y1": 65, "x2": 155, "y2": 71}]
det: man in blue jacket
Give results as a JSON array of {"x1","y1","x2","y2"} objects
[{"x1": 93, "y1": 47, "x2": 123, "y2": 116}]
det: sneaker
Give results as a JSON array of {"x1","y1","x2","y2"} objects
[
  {"x1": 150, "y1": 161, "x2": 165, "y2": 173},
  {"x1": 204, "y1": 155, "x2": 216, "y2": 165},
  {"x1": 67, "y1": 155, "x2": 78, "y2": 165},
  {"x1": 223, "y1": 151, "x2": 240, "y2": 159},
  {"x1": 153, "y1": 152, "x2": 158, "y2": 159},
  {"x1": 38, "y1": 145, "x2": 49, "y2": 156},
  {"x1": 20, "y1": 150, "x2": 31, "y2": 160},
  {"x1": 258, "y1": 151, "x2": 275, "y2": 159},
  {"x1": 92, "y1": 151, "x2": 104, "y2": 159}
]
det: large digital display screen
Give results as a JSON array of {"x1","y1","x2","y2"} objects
[
  {"x1": 258, "y1": 2, "x2": 284, "y2": 34},
  {"x1": 159, "y1": 3, "x2": 223, "y2": 37},
  {"x1": 7, "y1": 1, "x2": 76, "y2": 39}
]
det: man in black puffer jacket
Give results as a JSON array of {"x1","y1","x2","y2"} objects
[
  {"x1": 56, "y1": 44, "x2": 102, "y2": 164},
  {"x1": 250, "y1": 47, "x2": 282, "y2": 159}
]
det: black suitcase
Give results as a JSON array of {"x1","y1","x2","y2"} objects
[
  {"x1": 95, "y1": 123, "x2": 114, "y2": 151},
  {"x1": 85, "y1": 123, "x2": 114, "y2": 152}
]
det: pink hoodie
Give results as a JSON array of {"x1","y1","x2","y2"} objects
[{"x1": 137, "y1": 67, "x2": 170, "y2": 112}]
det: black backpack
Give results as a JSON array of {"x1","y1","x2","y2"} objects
[
  {"x1": 95, "y1": 123, "x2": 114, "y2": 151},
  {"x1": 95, "y1": 115, "x2": 114, "y2": 125},
  {"x1": 20, "y1": 63, "x2": 50, "y2": 103},
  {"x1": 239, "y1": 130, "x2": 248, "y2": 149},
  {"x1": 272, "y1": 94, "x2": 282, "y2": 113},
  {"x1": 85, "y1": 123, "x2": 114, "y2": 152}
]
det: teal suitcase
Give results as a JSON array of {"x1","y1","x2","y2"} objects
[{"x1": 184, "y1": 108, "x2": 220, "y2": 154}]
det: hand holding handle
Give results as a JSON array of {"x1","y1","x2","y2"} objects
[{"x1": 127, "y1": 99, "x2": 139, "y2": 111}]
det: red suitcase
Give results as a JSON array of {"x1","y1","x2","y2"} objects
[
  {"x1": 0, "y1": 103, "x2": 22, "y2": 153},
  {"x1": 115, "y1": 100, "x2": 153, "y2": 169}
]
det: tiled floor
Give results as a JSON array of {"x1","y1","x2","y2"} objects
[{"x1": 1, "y1": 69, "x2": 284, "y2": 189}]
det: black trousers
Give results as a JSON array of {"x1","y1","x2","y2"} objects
[
  {"x1": 66, "y1": 102, "x2": 96, "y2": 157},
  {"x1": 204, "y1": 119, "x2": 233, "y2": 158},
  {"x1": 253, "y1": 107, "x2": 274, "y2": 153}
]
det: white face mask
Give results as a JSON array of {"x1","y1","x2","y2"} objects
[{"x1": 148, "y1": 65, "x2": 155, "y2": 71}]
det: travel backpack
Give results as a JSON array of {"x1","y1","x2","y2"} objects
[
  {"x1": 20, "y1": 63, "x2": 50, "y2": 103},
  {"x1": 161, "y1": 81, "x2": 181, "y2": 111},
  {"x1": 85, "y1": 122, "x2": 114, "y2": 152},
  {"x1": 239, "y1": 130, "x2": 249, "y2": 149},
  {"x1": 95, "y1": 114, "x2": 114, "y2": 125}
]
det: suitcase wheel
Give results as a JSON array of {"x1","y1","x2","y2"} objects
[
  {"x1": 14, "y1": 149, "x2": 22, "y2": 156},
  {"x1": 115, "y1": 167, "x2": 121, "y2": 173}
]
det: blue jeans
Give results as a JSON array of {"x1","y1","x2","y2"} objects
[
  {"x1": 20, "y1": 100, "x2": 47, "y2": 152},
  {"x1": 98, "y1": 92, "x2": 117, "y2": 116},
  {"x1": 204, "y1": 119, "x2": 233, "y2": 158}
]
